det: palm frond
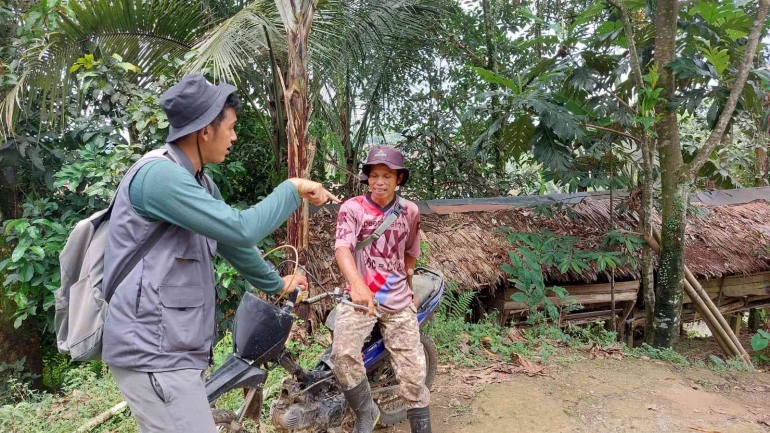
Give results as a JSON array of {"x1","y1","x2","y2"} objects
[
  {"x1": 0, "y1": 72, "x2": 27, "y2": 140},
  {"x1": 187, "y1": 0, "x2": 285, "y2": 84},
  {"x1": 191, "y1": 0, "x2": 442, "y2": 86},
  {"x1": 1, "y1": 0, "x2": 206, "y2": 137}
]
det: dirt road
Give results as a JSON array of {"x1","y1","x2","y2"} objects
[{"x1": 387, "y1": 357, "x2": 770, "y2": 433}]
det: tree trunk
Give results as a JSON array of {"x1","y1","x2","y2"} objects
[
  {"x1": 613, "y1": 0, "x2": 656, "y2": 344},
  {"x1": 482, "y1": 0, "x2": 506, "y2": 167},
  {"x1": 641, "y1": 137, "x2": 656, "y2": 344},
  {"x1": 534, "y1": 0, "x2": 543, "y2": 58},
  {"x1": 277, "y1": 0, "x2": 318, "y2": 264},
  {"x1": 0, "y1": 296, "x2": 43, "y2": 389},
  {"x1": 481, "y1": 0, "x2": 497, "y2": 73},
  {"x1": 341, "y1": 65, "x2": 359, "y2": 197},
  {"x1": 653, "y1": 0, "x2": 686, "y2": 348},
  {"x1": 757, "y1": 136, "x2": 768, "y2": 187}
]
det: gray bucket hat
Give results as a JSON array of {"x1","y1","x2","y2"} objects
[
  {"x1": 160, "y1": 74, "x2": 237, "y2": 143},
  {"x1": 360, "y1": 145, "x2": 410, "y2": 186}
]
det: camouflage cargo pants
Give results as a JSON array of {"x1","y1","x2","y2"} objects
[{"x1": 330, "y1": 302, "x2": 430, "y2": 409}]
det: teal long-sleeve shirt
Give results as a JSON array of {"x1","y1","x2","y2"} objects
[{"x1": 129, "y1": 159, "x2": 300, "y2": 294}]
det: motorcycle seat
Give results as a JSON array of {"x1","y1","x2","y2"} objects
[{"x1": 412, "y1": 272, "x2": 441, "y2": 311}]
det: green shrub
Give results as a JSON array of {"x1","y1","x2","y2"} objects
[
  {"x1": 563, "y1": 322, "x2": 618, "y2": 347},
  {"x1": 630, "y1": 343, "x2": 690, "y2": 367},
  {"x1": 0, "y1": 363, "x2": 136, "y2": 433},
  {"x1": 0, "y1": 358, "x2": 39, "y2": 406}
]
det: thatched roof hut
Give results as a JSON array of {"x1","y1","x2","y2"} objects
[
  {"x1": 289, "y1": 187, "x2": 770, "y2": 329},
  {"x1": 301, "y1": 187, "x2": 770, "y2": 292}
]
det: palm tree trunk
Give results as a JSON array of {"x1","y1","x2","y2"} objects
[
  {"x1": 652, "y1": 0, "x2": 686, "y2": 348},
  {"x1": 277, "y1": 0, "x2": 318, "y2": 264}
]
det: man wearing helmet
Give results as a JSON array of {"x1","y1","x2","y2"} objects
[{"x1": 331, "y1": 145, "x2": 431, "y2": 433}]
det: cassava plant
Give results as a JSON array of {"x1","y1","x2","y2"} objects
[{"x1": 502, "y1": 227, "x2": 643, "y2": 327}]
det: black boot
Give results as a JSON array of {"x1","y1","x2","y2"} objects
[
  {"x1": 342, "y1": 379, "x2": 380, "y2": 433},
  {"x1": 407, "y1": 407, "x2": 432, "y2": 433}
]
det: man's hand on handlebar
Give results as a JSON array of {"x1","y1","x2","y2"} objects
[
  {"x1": 281, "y1": 274, "x2": 308, "y2": 296},
  {"x1": 349, "y1": 281, "x2": 376, "y2": 316},
  {"x1": 288, "y1": 178, "x2": 341, "y2": 206}
]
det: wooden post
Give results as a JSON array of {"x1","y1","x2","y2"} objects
[
  {"x1": 748, "y1": 308, "x2": 760, "y2": 333},
  {"x1": 730, "y1": 314, "x2": 742, "y2": 337},
  {"x1": 626, "y1": 322, "x2": 635, "y2": 348}
]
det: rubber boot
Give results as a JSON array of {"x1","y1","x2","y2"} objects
[
  {"x1": 407, "y1": 407, "x2": 432, "y2": 433},
  {"x1": 342, "y1": 379, "x2": 380, "y2": 433}
]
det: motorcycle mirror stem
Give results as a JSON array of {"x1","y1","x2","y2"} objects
[{"x1": 282, "y1": 287, "x2": 303, "y2": 311}]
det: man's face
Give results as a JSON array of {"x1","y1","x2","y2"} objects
[
  {"x1": 367, "y1": 164, "x2": 402, "y2": 201},
  {"x1": 201, "y1": 108, "x2": 237, "y2": 164}
]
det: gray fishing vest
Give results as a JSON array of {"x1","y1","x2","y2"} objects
[{"x1": 102, "y1": 144, "x2": 218, "y2": 372}]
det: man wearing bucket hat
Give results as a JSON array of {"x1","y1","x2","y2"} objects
[
  {"x1": 331, "y1": 145, "x2": 432, "y2": 433},
  {"x1": 102, "y1": 74, "x2": 339, "y2": 432}
]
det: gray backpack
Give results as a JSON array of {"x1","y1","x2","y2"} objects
[{"x1": 54, "y1": 150, "x2": 170, "y2": 361}]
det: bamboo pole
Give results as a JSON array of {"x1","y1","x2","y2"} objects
[
  {"x1": 652, "y1": 229, "x2": 752, "y2": 364},
  {"x1": 683, "y1": 266, "x2": 751, "y2": 362},
  {"x1": 75, "y1": 401, "x2": 127, "y2": 433},
  {"x1": 642, "y1": 233, "x2": 743, "y2": 361}
]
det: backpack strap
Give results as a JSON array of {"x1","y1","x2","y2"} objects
[
  {"x1": 95, "y1": 148, "x2": 171, "y2": 229},
  {"x1": 354, "y1": 197, "x2": 407, "y2": 252},
  {"x1": 104, "y1": 222, "x2": 170, "y2": 303},
  {"x1": 104, "y1": 151, "x2": 173, "y2": 303}
]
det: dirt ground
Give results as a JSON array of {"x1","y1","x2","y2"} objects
[{"x1": 385, "y1": 356, "x2": 770, "y2": 433}]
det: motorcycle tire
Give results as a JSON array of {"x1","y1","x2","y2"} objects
[
  {"x1": 212, "y1": 408, "x2": 251, "y2": 433},
  {"x1": 376, "y1": 333, "x2": 438, "y2": 427}
]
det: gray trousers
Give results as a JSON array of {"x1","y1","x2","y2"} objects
[{"x1": 110, "y1": 365, "x2": 216, "y2": 433}]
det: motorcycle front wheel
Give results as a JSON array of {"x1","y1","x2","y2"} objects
[{"x1": 371, "y1": 333, "x2": 438, "y2": 427}]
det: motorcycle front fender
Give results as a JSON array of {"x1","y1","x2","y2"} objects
[{"x1": 205, "y1": 353, "x2": 267, "y2": 404}]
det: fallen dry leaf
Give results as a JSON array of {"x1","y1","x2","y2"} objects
[
  {"x1": 460, "y1": 363, "x2": 520, "y2": 387},
  {"x1": 506, "y1": 326, "x2": 527, "y2": 343},
  {"x1": 585, "y1": 343, "x2": 624, "y2": 360},
  {"x1": 513, "y1": 354, "x2": 547, "y2": 376},
  {"x1": 482, "y1": 347, "x2": 501, "y2": 361}
]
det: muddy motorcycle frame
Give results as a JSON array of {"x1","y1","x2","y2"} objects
[{"x1": 205, "y1": 267, "x2": 444, "y2": 432}]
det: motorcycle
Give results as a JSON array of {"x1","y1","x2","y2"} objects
[{"x1": 205, "y1": 267, "x2": 445, "y2": 432}]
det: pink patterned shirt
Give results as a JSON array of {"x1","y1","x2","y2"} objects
[{"x1": 334, "y1": 194, "x2": 421, "y2": 312}]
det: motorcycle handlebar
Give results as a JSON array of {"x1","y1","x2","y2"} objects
[{"x1": 299, "y1": 290, "x2": 378, "y2": 312}]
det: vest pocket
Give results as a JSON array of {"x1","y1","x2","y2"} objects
[
  {"x1": 158, "y1": 285, "x2": 205, "y2": 352},
  {"x1": 176, "y1": 230, "x2": 202, "y2": 261},
  {"x1": 160, "y1": 230, "x2": 204, "y2": 287}
]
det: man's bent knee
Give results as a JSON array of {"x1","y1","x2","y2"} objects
[{"x1": 331, "y1": 348, "x2": 366, "y2": 390}]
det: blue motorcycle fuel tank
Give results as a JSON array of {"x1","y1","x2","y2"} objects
[{"x1": 233, "y1": 292, "x2": 295, "y2": 364}]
